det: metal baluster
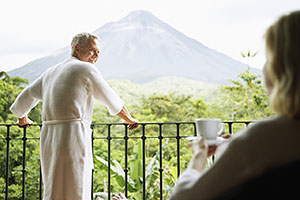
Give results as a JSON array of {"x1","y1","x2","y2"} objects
[
  {"x1": 91, "y1": 124, "x2": 95, "y2": 200},
  {"x1": 39, "y1": 168, "x2": 42, "y2": 200},
  {"x1": 39, "y1": 125, "x2": 43, "y2": 200},
  {"x1": 107, "y1": 124, "x2": 111, "y2": 199},
  {"x1": 124, "y1": 125, "x2": 129, "y2": 198},
  {"x1": 176, "y1": 123, "x2": 181, "y2": 177},
  {"x1": 142, "y1": 124, "x2": 146, "y2": 200},
  {"x1": 22, "y1": 127, "x2": 27, "y2": 200},
  {"x1": 228, "y1": 122, "x2": 233, "y2": 134},
  {"x1": 158, "y1": 124, "x2": 163, "y2": 200},
  {"x1": 5, "y1": 125, "x2": 11, "y2": 200},
  {"x1": 245, "y1": 122, "x2": 250, "y2": 127}
]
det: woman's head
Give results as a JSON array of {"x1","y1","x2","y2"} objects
[{"x1": 264, "y1": 10, "x2": 300, "y2": 118}]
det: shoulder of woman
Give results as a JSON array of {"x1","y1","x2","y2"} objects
[
  {"x1": 247, "y1": 115, "x2": 288, "y2": 132},
  {"x1": 231, "y1": 116, "x2": 282, "y2": 145}
]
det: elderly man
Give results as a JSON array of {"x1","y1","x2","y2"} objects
[{"x1": 10, "y1": 33, "x2": 138, "y2": 200}]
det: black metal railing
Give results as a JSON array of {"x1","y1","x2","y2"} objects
[{"x1": 0, "y1": 121, "x2": 252, "y2": 200}]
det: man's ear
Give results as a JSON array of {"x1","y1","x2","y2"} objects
[
  {"x1": 73, "y1": 45, "x2": 80, "y2": 57},
  {"x1": 75, "y1": 45, "x2": 81, "y2": 53}
]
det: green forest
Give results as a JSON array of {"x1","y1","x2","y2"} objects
[{"x1": 0, "y1": 69, "x2": 273, "y2": 199}]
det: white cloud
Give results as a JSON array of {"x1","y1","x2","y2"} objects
[{"x1": 0, "y1": 53, "x2": 45, "y2": 71}]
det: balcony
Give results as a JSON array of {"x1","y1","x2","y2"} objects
[{"x1": 0, "y1": 121, "x2": 252, "y2": 200}]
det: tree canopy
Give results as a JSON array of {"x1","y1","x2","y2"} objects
[{"x1": 0, "y1": 69, "x2": 273, "y2": 199}]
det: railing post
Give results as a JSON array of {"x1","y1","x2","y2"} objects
[
  {"x1": 193, "y1": 122, "x2": 197, "y2": 137},
  {"x1": 124, "y1": 124, "x2": 129, "y2": 198},
  {"x1": 176, "y1": 123, "x2": 181, "y2": 177},
  {"x1": 245, "y1": 122, "x2": 251, "y2": 127},
  {"x1": 22, "y1": 126, "x2": 27, "y2": 200},
  {"x1": 158, "y1": 123, "x2": 163, "y2": 200},
  {"x1": 39, "y1": 125, "x2": 43, "y2": 200},
  {"x1": 5, "y1": 125, "x2": 11, "y2": 200},
  {"x1": 107, "y1": 124, "x2": 112, "y2": 199},
  {"x1": 228, "y1": 122, "x2": 233, "y2": 134},
  {"x1": 142, "y1": 124, "x2": 146, "y2": 200},
  {"x1": 91, "y1": 124, "x2": 95, "y2": 200}
]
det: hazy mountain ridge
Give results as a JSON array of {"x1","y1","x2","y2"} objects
[{"x1": 8, "y1": 10, "x2": 261, "y2": 85}]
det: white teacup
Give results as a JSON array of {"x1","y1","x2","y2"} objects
[
  {"x1": 195, "y1": 118, "x2": 224, "y2": 141},
  {"x1": 185, "y1": 118, "x2": 225, "y2": 145},
  {"x1": 186, "y1": 118, "x2": 225, "y2": 145}
]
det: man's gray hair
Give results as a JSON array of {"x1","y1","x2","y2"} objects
[{"x1": 71, "y1": 32, "x2": 98, "y2": 56}]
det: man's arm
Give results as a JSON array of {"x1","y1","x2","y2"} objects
[
  {"x1": 117, "y1": 106, "x2": 139, "y2": 130},
  {"x1": 10, "y1": 75, "x2": 43, "y2": 128}
]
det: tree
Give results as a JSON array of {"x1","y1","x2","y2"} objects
[
  {"x1": 0, "y1": 72, "x2": 42, "y2": 199},
  {"x1": 0, "y1": 71, "x2": 42, "y2": 123},
  {"x1": 210, "y1": 68, "x2": 272, "y2": 121},
  {"x1": 134, "y1": 93, "x2": 208, "y2": 122},
  {"x1": 0, "y1": 72, "x2": 26, "y2": 122}
]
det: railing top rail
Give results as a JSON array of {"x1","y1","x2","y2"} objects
[{"x1": 0, "y1": 121, "x2": 254, "y2": 126}]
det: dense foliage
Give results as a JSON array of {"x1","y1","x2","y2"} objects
[{"x1": 0, "y1": 69, "x2": 272, "y2": 199}]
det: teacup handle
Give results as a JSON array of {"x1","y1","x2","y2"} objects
[{"x1": 218, "y1": 123, "x2": 225, "y2": 136}]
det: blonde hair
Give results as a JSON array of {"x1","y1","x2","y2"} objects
[
  {"x1": 265, "y1": 10, "x2": 300, "y2": 118},
  {"x1": 71, "y1": 32, "x2": 98, "y2": 56}
]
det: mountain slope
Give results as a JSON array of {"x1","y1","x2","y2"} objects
[
  {"x1": 8, "y1": 10, "x2": 260, "y2": 84},
  {"x1": 106, "y1": 77, "x2": 219, "y2": 106}
]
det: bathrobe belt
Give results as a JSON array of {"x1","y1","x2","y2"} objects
[{"x1": 42, "y1": 118, "x2": 90, "y2": 125}]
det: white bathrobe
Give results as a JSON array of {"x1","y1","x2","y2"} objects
[{"x1": 10, "y1": 57, "x2": 124, "y2": 200}]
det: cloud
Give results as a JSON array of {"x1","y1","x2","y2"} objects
[
  {"x1": 0, "y1": 32, "x2": 65, "y2": 55},
  {"x1": 1, "y1": 0, "x2": 299, "y2": 71},
  {"x1": 0, "y1": 53, "x2": 45, "y2": 72}
]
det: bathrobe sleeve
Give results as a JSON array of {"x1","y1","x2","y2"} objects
[
  {"x1": 10, "y1": 75, "x2": 43, "y2": 118},
  {"x1": 88, "y1": 67, "x2": 124, "y2": 115}
]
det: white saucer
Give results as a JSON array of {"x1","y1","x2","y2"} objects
[
  {"x1": 186, "y1": 136, "x2": 199, "y2": 141},
  {"x1": 186, "y1": 136, "x2": 227, "y2": 146},
  {"x1": 206, "y1": 137, "x2": 227, "y2": 145}
]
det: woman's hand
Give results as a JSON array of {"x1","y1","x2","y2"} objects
[
  {"x1": 112, "y1": 192, "x2": 127, "y2": 200},
  {"x1": 17, "y1": 116, "x2": 33, "y2": 128},
  {"x1": 207, "y1": 134, "x2": 232, "y2": 157},
  {"x1": 188, "y1": 137, "x2": 208, "y2": 172},
  {"x1": 207, "y1": 145, "x2": 217, "y2": 157}
]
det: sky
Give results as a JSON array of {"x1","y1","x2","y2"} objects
[{"x1": 1, "y1": 0, "x2": 300, "y2": 72}]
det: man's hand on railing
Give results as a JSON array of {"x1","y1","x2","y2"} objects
[
  {"x1": 127, "y1": 117, "x2": 139, "y2": 130},
  {"x1": 17, "y1": 116, "x2": 33, "y2": 128},
  {"x1": 117, "y1": 106, "x2": 139, "y2": 130}
]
